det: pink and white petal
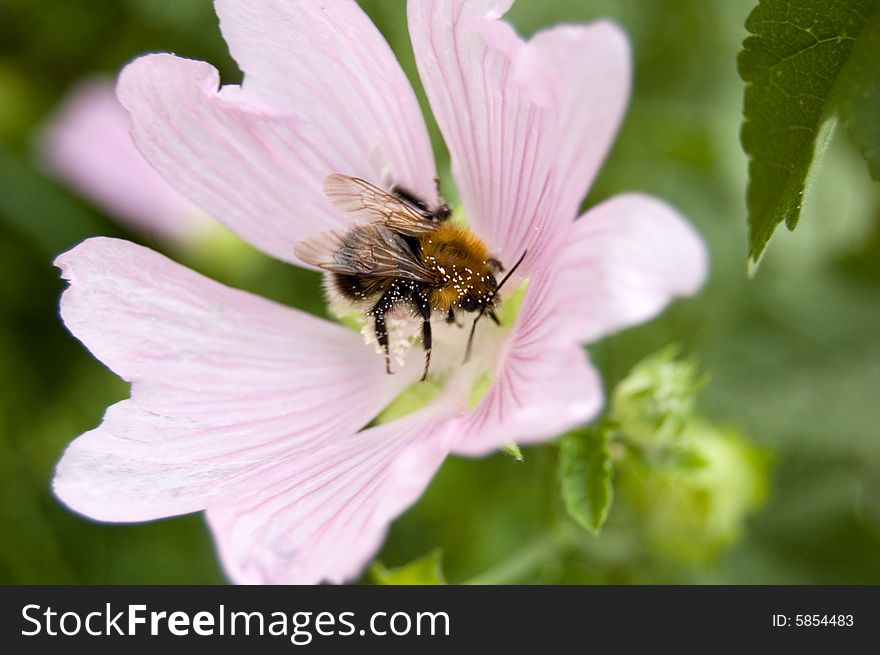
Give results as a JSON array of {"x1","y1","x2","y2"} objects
[
  {"x1": 216, "y1": 0, "x2": 437, "y2": 203},
  {"x1": 119, "y1": 54, "x2": 351, "y2": 267},
  {"x1": 38, "y1": 77, "x2": 213, "y2": 243},
  {"x1": 409, "y1": 0, "x2": 557, "y2": 269},
  {"x1": 554, "y1": 193, "x2": 708, "y2": 344},
  {"x1": 206, "y1": 407, "x2": 455, "y2": 584},
  {"x1": 53, "y1": 237, "x2": 415, "y2": 522},
  {"x1": 452, "y1": 273, "x2": 604, "y2": 457},
  {"x1": 514, "y1": 22, "x2": 631, "y2": 222}
]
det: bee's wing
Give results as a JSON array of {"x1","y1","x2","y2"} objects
[
  {"x1": 324, "y1": 174, "x2": 440, "y2": 236},
  {"x1": 294, "y1": 224, "x2": 439, "y2": 284}
]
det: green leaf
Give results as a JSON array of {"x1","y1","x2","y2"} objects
[
  {"x1": 558, "y1": 425, "x2": 614, "y2": 534},
  {"x1": 369, "y1": 549, "x2": 446, "y2": 585},
  {"x1": 833, "y1": 10, "x2": 880, "y2": 180},
  {"x1": 738, "y1": 0, "x2": 880, "y2": 266}
]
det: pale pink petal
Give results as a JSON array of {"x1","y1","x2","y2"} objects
[
  {"x1": 206, "y1": 407, "x2": 454, "y2": 584},
  {"x1": 452, "y1": 272, "x2": 604, "y2": 457},
  {"x1": 38, "y1": 77, "x2": 213, "y2": 243},
  {"x1": 216, "y1": 0, "x2": 437, "y2": 204},
  {"x1": 118, "y1": 55, "x2": 347, "y2": 266},
  {"x1": 514, "y1": 22, "x2": 631, "y2": 222},
  {"x1": 53, "y1": 237, "x2": 417, "y2": 522},
  {"x1": 553, "y1": 193, "x2": 708, "y2": 344},
  {"x1": 119, "y1": 0, "x2": 440, "y2": 266},
  {"x1": 408, "y1": 0, "x2": 557, "y2": 269}
]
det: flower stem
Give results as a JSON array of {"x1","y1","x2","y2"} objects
[{"x1": 463, "y1": 525, "x2": 577, "y2": 585}]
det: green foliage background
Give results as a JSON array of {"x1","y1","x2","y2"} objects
[{"x1": 1, "y1": 0, "x2": 878, "y2": 584}]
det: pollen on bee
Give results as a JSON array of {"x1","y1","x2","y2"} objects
[{"x1": 359, "y1": 311, "x2": 419, "y2": 368}]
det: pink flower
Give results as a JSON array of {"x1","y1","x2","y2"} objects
[
  {"x1": 38, "y1": 77, "x2": 215, "y2": 244},
  {"x1": 53, "y1": 0, "x2": 706, "y2": 584}
]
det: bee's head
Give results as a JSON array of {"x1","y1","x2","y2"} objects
[
  {"x1": 459, "y1": 264, "x2": 500, "y2": 313},
  {"x1": 459, "y1": 294, "x2": 481, "y2": 313},
  {"x1": 459, "y1": 286, "x2": 497, "y2": 314}
]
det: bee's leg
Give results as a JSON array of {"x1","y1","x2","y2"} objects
[
  {"x1": 371, "y1": 284, "x2": 406, "y2": 375},
  {"x1": 433, "y1": 178, "x2": 451, "y2": 221},
  {"x1": 374, "y1": 312, "x2": 392, "y2": 374},
  {"x1": 446, "y1": 308, "x2": 463, "y2": 327},
  {"x1": 390, "y1": 185, "x2": 430, "y2": 212},
  {"x1": 392, "y1": 182, "x2": 450, "y2": 222},
  {"x1": 412, "y1": 291, "x2": 433, "y2": 382}
]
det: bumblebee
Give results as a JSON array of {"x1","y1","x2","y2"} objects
[{"x1": 295, "y1": 174, "x2": 525, "y2": 380}]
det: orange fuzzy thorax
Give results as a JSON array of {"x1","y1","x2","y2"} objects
[{"x1": 418, "y1": 222, "x2": 496, "y2": 312}]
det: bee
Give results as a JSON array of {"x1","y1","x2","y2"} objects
[{"x1": 295, "y1": 174, "x2": 526, "y2": 381}]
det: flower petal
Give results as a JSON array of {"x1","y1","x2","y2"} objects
[
  {"x1": 514, "y1": 22, "x2": 631, "y2": 222},
  {"x1": 408, "y1": 0, "x2": 556, "y2": 269},
  {"x1": 53, "y1": 237, "x2": 415, "y2": 522},
  {"x1": 118, "y1": 54, "x2": 344, "y2": 266},
  {"x1": 216, "y1": 0, "x2": 437, "y2": 204},
  {"x1": 121, "y1": 0, "x2": 442, "y2": 264},
  {"x1": 453, "y1": 273, "x2": 604, "y2": 457},
  {"x1": 38, "y1": 77, "x2": 213, "y2": 243},
  {"x1": 206, "y1": 408, "x2": 453, "y2": 584},
  {"x1": 554, "y1": 193, "x2": 708, "y2": 344}
]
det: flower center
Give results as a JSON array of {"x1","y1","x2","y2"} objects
[{"x1": 320, "y1": 201, "x2": 531, "y2": 426}]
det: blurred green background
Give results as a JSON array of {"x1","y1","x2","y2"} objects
[{"x1": 1, "y1": 0, "x2": 878, "y2": 584}]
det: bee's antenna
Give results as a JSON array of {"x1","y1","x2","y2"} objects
[
  {"x1": 493, "y1": 250, "x2": 528, "y2": 297},
  {"x1": 463, "y1": 250, "x2": 527, "y2": 364}
]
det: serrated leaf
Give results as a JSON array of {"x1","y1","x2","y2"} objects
[
  {"x1": 369, "y1": 549, "x2": 446, "y2": 585},
  {"x1": 558, "y1": 426, "x2": 613, "y2": 534},
  {"x1": 738, "y1": 0, "x2": 880, "y2": 266},
  {"x1": 833, "y1": 11, "x2": 880, "y2": 180}
]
